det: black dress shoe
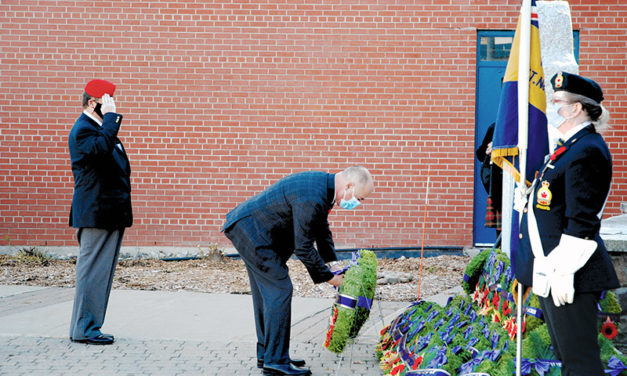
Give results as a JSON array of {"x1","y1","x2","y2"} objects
[
  {"x1": 262, "y1": 364, "x2": 311, "y2": 376},
  {"x1": 71, "y1": 334, "x2": 114, "y2": 345},
  {"x1": 257, "y1": 358, "x2": 306, "y2": 369}
]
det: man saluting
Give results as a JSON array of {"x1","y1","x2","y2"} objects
[{"x1": 68, "y1": 79, "x2": 132, "y2": 345}]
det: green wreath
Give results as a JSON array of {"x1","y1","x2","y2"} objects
[
  {"x1": 462, "y1": 248, "x2": 491, "y2": 294},
  {"x1": 324, "y1": 249, "x2": 377, "y2": 354},
  {"x1": 378, "y1": 247, "x2": 627, "y2": 375}
]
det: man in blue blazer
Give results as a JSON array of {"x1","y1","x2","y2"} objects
[
  {"x1": 68, "y1": 79, "x2": 132, "y2": 345},
  {"x1": 223, "y1": 166, "x2": 374, "y2": 376}
]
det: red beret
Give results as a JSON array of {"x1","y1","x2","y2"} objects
[{"x1": 84, "y1": 79, "x2": 116, "y2": 98}]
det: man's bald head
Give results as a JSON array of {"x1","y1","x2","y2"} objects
[{"x1": 335, "y1": 166, "x2": 374, "y2": 206}]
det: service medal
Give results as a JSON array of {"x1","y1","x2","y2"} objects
[{"x1": 536, "y1": 181, "x2": 552, "y2": 211}]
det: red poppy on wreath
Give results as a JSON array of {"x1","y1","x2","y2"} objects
[
  {"x1": 380, "y1": 325, "x2": 390, "y2": 336},
  {"x1": 390, "y1": 363, "x2": 405, "y2": 375},
  {"x1": 601, "y1": 316, "x2": 618, "y2": 340},
  {"x1": 502, "y1": 300, "x2": 512, "y2": 316},
  {"x1": 412, "y1": 355, "x2": 423, "y2": 370},
  {"x1": 323, "y1": 307, "x2": 339, "y2": 348}
]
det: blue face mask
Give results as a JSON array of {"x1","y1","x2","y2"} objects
[{"x1": 340, "y1": 188, "x2": 360, "y2": 210}]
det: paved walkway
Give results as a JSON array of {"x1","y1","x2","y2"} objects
[{"x1": 0, "y1": 284, "x2": 462, "y2": 375}]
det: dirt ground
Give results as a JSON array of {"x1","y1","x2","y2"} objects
[{"x1": 0, "y1": 253, "x2": 470, "y2": 302}]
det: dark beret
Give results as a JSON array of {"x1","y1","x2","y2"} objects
[{"x1": 550, "y1": 72, "x2": 603, "y2": 103}]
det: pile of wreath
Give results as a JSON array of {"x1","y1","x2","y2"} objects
[{"x1": 377, "y1": 248, "x2": 626, "y2": 375}]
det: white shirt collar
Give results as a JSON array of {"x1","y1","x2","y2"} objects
[
  {"x1": 561, "y1": 121, "x2": 592, "y2": 142},
  {"x1": 83, "y1": 110, "x2": 102, "y2": 126}
]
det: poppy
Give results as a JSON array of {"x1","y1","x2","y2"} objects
[{"x1": 601, "y1": 317, "x2": 618, "y2": 340}]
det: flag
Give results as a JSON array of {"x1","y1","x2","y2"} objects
[
  {"x1": 491, "y1": 0, "x2": 549, "y2": 270},
  {"x1": 491, "y1": 0, "x2": 548, "y2": 185}
]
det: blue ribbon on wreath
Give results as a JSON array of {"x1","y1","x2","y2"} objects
[
  {"x1": 331, "y1": 250, "x2": 361, "y2": 275},
  {"x1": 482, "y1": 326, "x2": 490, "y2": 340},
  {"x1": 412, "y1": 332, "x2": 433, "y2": 352},
  {"x1": 427, "y1": 309, "x2": 440, "y2": 322},
  {"x1": 519, "y1": 358, "x2": 561, "y2": 376},
  {"x1": 458, "y1": 350, "x2": 501, "y2": 374},
  {"x1": 469, "y1": 310, "x2": 478, "y2": 323},
  {"x1": 406, "y1": 369, "x2": 451, "y2": 376},
  {"x1": 490, "y1": 260, "x2": 504, "y2": 285},
  {"x1": 490, "y1": 332, "x2": 500, "y2": 349},
  {"x1": 499, "y1": 289, "x2": 514, "y2": 303},
  {"x1": 458, "y1": 357, "x2": 482, "y2": 374},
  {"x1": 463, "y1": 326, "x2": 473, "y2": 340},
  {"x1": 440, "y1": 326, "x2": 455, "y2": 345},
  {"x1": 604, "y1": 356, "x2": 626, "y2": 376},
  {"x1": 503, "y1": 264, "x2": 513, "y2": 286},
  {"x1": 408, "y1": 320, "x2": 426, "y2": 338},
  {"x1": 524, "y1": 306, "x2": 544, "y2": 320},
  {"x1": 357, "y1": 295, "x2": 372, "y2": 310},
  {"x1": 483, "y1": 349, "x2": 501, "y2": 362},
  {"x1": 464, "y1": 302, "x2": 473, "y2": 316},
  {"x1": 465, "y1": 337, "x2": 479, "y2": 349},
  {"x1": 428, "y1": 346, "x2": 448, "y2": 368}
]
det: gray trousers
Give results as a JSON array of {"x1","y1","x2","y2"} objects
[{"x1": 69, "y1": 228, "x2": 124, "y2": 340}]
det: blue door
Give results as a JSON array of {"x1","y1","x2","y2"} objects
[
  {"x1": 474, "y1": 31, "x2": 513, "y2": 246},
  {"x1": 473, "y1": 31, "x2": 579, "y2": 246}
]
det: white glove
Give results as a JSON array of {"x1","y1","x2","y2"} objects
[
  {"x1": 547, "y1": 234, "x2": 597, "y2": 306},
  {"x1": 550, "y1": 272, "x2": 574, "y2": 306},
  {"x1": 101, "y1": 93, "x2": 116, "y2": 114},
  {"x1": 513, "y1": 183, "x2": 529, "y2": 212},
  {"x1": 532, "y1": 256, "x2": 551, "y2": 298}
]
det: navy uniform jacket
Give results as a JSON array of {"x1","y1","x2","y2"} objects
[
  {"x1": 222, "y1": 171, "x2": 338, "y2": 284},
  {"x1": 68, "y1": 112, "x2": 132, "y2": 230},
  {"x1": 515, "y1": 125, "x2": 619, "y2": 292}
]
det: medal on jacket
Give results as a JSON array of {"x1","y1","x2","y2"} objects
[{"x1": 536, "y1": 181, "x2": 552, "y2": 211}]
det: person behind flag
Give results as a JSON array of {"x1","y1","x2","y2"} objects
[
  {"x1": 476, "y1": 122, "x2": 503, "y2": 234},
  {"x1": 514, "y1": 72, "x2": 619, "y2": 375}
]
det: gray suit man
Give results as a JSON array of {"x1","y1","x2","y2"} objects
[{"x1": 68, "y1": 79, "x2": 132, "y2": 345}]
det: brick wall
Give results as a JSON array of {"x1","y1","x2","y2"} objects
[{"x1": 1, "y1": 0, "x2": 626, "y2": 250}]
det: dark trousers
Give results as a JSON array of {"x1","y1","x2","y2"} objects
[
  {"x1": 225, "y1": 223, "x2": 293, "y2": 366},
  {"x1": 539, "y1": 292, "x2": 604, "y2": 376},
  {"x1": 69, "y1": 228, "x2": 123, "y2": 340}
]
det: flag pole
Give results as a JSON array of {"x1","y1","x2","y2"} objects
[{"x1": 516, "y1": 1, "x2": 531, "y2": 375}]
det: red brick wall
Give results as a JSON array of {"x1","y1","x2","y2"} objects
[{"x1": 1, "y1": 0, "x2": 625, "y2": 250}]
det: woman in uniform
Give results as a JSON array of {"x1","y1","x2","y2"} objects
[{"x1": 514, "y1": 72, "x2": 620, "y2": 375}]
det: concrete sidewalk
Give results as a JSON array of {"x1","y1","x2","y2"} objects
[{"x1": 0, "y1": 284, "x2": 462, "y2": 375}]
